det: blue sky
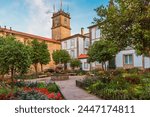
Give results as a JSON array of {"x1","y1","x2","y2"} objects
[{"x1": 0, "y1": 0, "x2": 109, "y2": 38}]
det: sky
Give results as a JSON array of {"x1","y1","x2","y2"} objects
[{"x1": 0, "y1": 0, "x2": 109, "y2": 38}]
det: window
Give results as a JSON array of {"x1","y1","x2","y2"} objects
[
  {"x1": 124, "y1": 54, "x2": 133, "y2": 65},
  {"x1": 55, "y1": 17, "x2": 60, "y2": 26},
  {"x1": 71, "y1": 39, "x2": 75, "y2": 47},
  {"x1": 95, "y1": 27, "x2": 100, "y2": 38},
  {"x1": 64, "y1": 18, "x2": 67, "y2": 25},
  {"x1": 71, "y1": 50, "x2": 75, "y2": 58},
  {"x1": 64, "y1": 41, "x2": 67, "y2": 49},
  {"x1": 24, "y1": 38, "x2": 27, "y2": 45},
  {"x1": 84, "y1": 39, "x2": 89, "y2": 48},
  {"x1": 84, "y1": 62, "x2": 88, "y2": 69}
]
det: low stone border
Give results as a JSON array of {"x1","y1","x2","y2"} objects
[
  {"x1": 38, "y1": 74, "x2": 48, "y2": 78},
  {"x1": 76, "y1": 80, "x2": 86, "y2": 89},
  {"x1": 51, "y1": 75, "x2": 69, "y2": 81}
]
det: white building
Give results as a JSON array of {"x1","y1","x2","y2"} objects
[
  {"x1": 60, "y1": 30, "x2": 91, "y2": 71},
  {"x1": 88, "y1": 25, "x2": 150, "y2": 69},
  {"x1": 88, "y1": 25, "x2": 107, "y2": 69}
]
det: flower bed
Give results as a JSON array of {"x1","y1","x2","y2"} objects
[
  {"x1": 76, "y1": 69, "x2": 150, "y2": 100},
  {"x1": 0, "y1": 82, "x2": 64, "y2": 100}
]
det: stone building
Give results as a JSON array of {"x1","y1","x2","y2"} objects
[
  {"x1": 0, "y1": 26, "x2": 61, "y2": 73},
  {"x1": 52, "y1": 10, "x2": 71, "y2": 40}
]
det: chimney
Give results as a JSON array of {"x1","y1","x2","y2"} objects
[
  {"x1": 4, "y1": 26, "x2": 6, "y2": 29},
  {"x1": 10, "y1": 27, "x2": 12, "y2": 31},
  {"x1": 81, "y1": 27, "x2": 84, "y2": 35}
]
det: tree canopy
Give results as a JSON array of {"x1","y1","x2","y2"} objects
[
  {"x1": 52, "y1": 50, "x2": 70, "y2": 70},
  {"x1": 31, "y1": 40, "x2": 50, "y2": 73},
  {"x1": 31, "y1": 39, "x2": 41, "y2": 75},
  {"x1": 70, "y1": 59, "x2": 81, "y2": 70},
  {"x1": 39, "y1": 42, "x2": 50, "y2": 71},
  {"x1": 0, "y1": 36, "x2": 32, "y2": 84},
  {"x1": 88, "y1": 39, "x2": 118, "y2": 70},
  {"x1": 94, "y1": 0, "x2": 150, "y2": 56}
]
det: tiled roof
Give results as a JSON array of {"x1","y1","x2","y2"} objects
[
  {"x1": 78, "y1": 54, "x2": 89, "y2": 59},
  {"x1": 0, "y1": 27, "x2": 61, "y2": 44}
]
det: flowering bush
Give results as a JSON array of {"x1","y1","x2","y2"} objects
[
  {"x1": 0, "y1": 93, "x2": 15, "y2": 100},
  {"x1": 23, "y1": 87, "x2": 63, "y2": 100},
  {"x1": 77, "y1": 71, "x2": 150, "y2": 100},
  {"x1": 0, "y1": 82, "x2": 63, "y2": 100}
]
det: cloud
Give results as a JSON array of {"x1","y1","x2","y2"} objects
[
  {"x1": 24, "y1": 0, "x2": 71, "y2": 38},
  {"x1": 25, "y1": 0, "x2": 52, "y2": 38}
]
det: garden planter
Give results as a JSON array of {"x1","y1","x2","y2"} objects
[
  {"x1": 76, "y1": 80, "x2": 86, "y2": 89},
  {"x1": 51, "y1": 75, "x2": 69, "y2": 81}
]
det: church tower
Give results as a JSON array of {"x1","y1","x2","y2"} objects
[{"x1": 52, "y1": 10, "x2": 71, "y2": 40}]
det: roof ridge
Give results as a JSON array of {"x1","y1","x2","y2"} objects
[{"x1": 0, "y1": 27, "x2": 60, "y2": 44}]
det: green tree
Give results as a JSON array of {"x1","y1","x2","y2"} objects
[
  {"x1": 52, "y1": 50, "x2": 70, "y2": 70},
  {"x1": 70, "y1": 59, "x2": 81, "y2": 70},
  {"x1": 39, "y1": 42, "x2": 50, "y2": 72},
  {"x1": 94, "y1": 0, "x2": 150, "y2": 68},
  {"x1": 87, "y1": 39, "x2": 118, "y2": 71},
  {"x1": 0, "y1": 36, "x2": 32, "y2": 87},
  {"x1": 31, "y1": 39, "x2": 40, "y2": 75}
]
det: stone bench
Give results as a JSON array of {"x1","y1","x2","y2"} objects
[{"x1": 38, "y1": 74, "x2": 48, "y2": 78}]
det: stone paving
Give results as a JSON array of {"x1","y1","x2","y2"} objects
[
  {"x1": 55, "y1": 76, "x2": 100, "y2": 100},
  {"x1": 26, "y1": 76, "x2": 100, "y2": 100}
]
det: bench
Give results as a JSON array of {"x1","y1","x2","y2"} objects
[{"x1": 38, "y1": 74, "x2": 48, "y2": 78}]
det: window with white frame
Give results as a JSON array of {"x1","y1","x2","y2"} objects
[
  {"x1": 124, "y1": 54, "x2": 133, "y2": 65},
  {"x1": 84, "y1": 39, "x2": 89, "y2": 48},
  {"x1": 71, "y1": 39, "x2": 75, "y2": 48},
  {"x1": 71, "y1": 50, "x2": 75, "y2": 58},
  {"x1": 91, "y1": 28, "x2": 95, "y2": 39},
  {"x1": 95, "y1": 27, "x2": 100, "y2": 38},
  {"x1": 84, "y1": 62, "x2": 88, "y2": 69},
  {"x1": 64, "y1": 41, "x2": 67, "y2": 49}
]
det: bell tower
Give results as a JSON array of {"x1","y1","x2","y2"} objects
[{"x1": 52, "y1": 10, "x2": 71, "y2": 40}]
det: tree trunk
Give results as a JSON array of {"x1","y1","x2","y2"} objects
[
  {"x1": 2, "y1": 74, "x2": 4, "y2": 82},
  {"x1": 64, "y1": 63, "x2": 67, "y2": 70},
  {"x1": 41, "y1": 64, "x2": 43, "y2": 72},
  {"x1": 34, "y1": 64, "x2": 38, "y2": 77},
  {"x1": 102, "y1": 62, "x2": 104, "y2": 71},
  {"x1": 10, "y1": 68, "x2": 14, "y2": 89},
  {"x1": 142, "y1": 54, "x2": 145, "y2": 70},
  {"x1": 104, "y1": 62, "x2": 107, "y2": 71}
]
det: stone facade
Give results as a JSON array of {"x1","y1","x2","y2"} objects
[
  {"x1": 52, "y1": 10, "x2": 71, "y2": 40},
  {"x1": 0, "y1": 27, "x2": 61, "y2": 73}
]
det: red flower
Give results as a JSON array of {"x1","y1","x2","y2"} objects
[
  {"x1": 57, "y1": 92, "x2": 61, "y2": 97},
  {"x1": 47, "y1": 93, "x2": 55, "y2": 99},
  {"x1": 23, "y1": 87, "x2": 63, "y2": 100}
]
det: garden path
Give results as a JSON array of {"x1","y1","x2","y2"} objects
[{"x1": 55, "y1": 76, "x2": 100, "y2": 100}]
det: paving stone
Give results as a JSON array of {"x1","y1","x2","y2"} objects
[
  {"x1": 26, "y1": 76, "x2": 100, "y2": 100},
  {"x1": 55, "y1": 76, "x2": 100, "y2": 100}
]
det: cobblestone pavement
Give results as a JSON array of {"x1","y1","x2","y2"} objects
[{"x1": 55, "y1": 76, "x2": 100, "y2": 100}]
